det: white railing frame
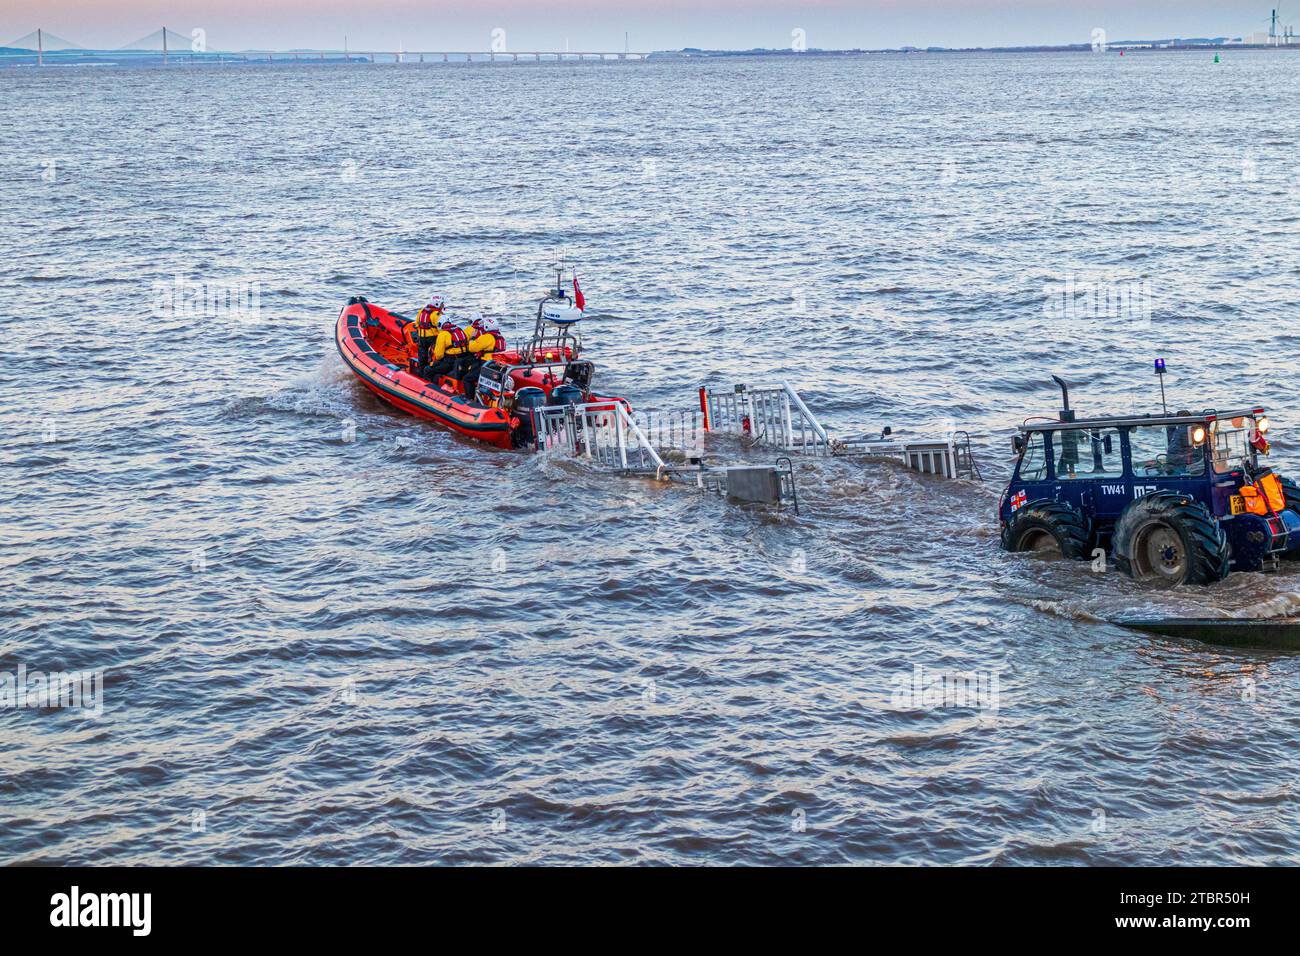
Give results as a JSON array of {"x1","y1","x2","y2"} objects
[{"x1": 534, "y1": 400, "x2": 668, "y2": 478}]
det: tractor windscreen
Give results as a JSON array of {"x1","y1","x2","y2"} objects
[
  {"x1": 1130, "y1": 423, "x2": 1207, "y2": 478},
  {"x1": 1211, "y1": 422, "x2": 1256, "y2": 474}
]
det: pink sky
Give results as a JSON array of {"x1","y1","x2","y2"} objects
[{"x1": 2, "y1": 1, "x2": 1275, "y2": 51}]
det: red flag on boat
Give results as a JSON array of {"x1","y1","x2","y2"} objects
[{"x1": 573, "y1": 276, "x2": 585, "y2": 311}]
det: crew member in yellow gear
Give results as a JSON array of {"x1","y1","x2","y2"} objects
[
  {"x1": 461, "y1": 313, "x2": 508, "y2": 401},
  {"x1": 426, "y1": 315, "x2": 472, "y2": 384},
  {"x1": 408, "y1": 293, "x2": 446, "y2": 378}
]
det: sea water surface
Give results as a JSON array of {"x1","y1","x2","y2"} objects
[{"x1": 2, "y1": 51, "x2": 1299, "y2": 865}]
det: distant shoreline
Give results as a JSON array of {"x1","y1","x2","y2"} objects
[
  {"x1": 2, "y1": 41, "x2": 1297, "y2": 68},
  {"x1": 658, "y1": 41, "x2": 1296, "y2": 57}
]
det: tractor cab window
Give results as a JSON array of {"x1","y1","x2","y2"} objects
[
  {"x1": 1016, "y1": 431, "x2": 1048, "y2": 482},
  {"x1": 1055, "y1": 427, "x2": 1123, "y2": 480},
  {"x1": 1211, "y1": 422, "x2": 1256, "y2": 474},
  {"x1": 1129, "y1": 423, "x2": 1207, "y2": 478}
]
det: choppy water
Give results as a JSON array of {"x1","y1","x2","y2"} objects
[{"x1": 3, "y1": 51, "x2": 1300, "y2": 865}]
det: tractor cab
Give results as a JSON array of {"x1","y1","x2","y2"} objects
[{"x1": 1000, "y1": 375, "x2": 1300, "y2": 586}]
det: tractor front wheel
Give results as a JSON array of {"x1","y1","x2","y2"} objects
[
  {"x1": 1113, "y1": 492, "x2": 1229, "y2": 587},
  {"x1": 1001, "y1": 500, "x2": 1090, "y2": 560}
]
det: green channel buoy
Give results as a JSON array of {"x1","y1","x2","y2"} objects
[{"x1": 1214, "y1": 52, "x2": 1221, "y2": 63}]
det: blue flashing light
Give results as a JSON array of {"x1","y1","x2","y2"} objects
[{"x1": 1154, "y1": 358, "x2": 1166, "y2": 374}]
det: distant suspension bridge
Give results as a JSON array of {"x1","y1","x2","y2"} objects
[{"x1": 1, "y1": 28, "x2": 651, "y2": 65}]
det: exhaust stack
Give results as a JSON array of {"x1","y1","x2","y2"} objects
[{"x1": 1051, "y1": 375, "x2": 1076, "y2": 423}]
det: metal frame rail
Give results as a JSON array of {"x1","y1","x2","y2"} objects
[
  {"x1": 700, "y1": 382, "x2": 978, "y2": 480},
  {"x1": 701, "y1": 383, "x2": 831, "y2": 456},
  {"x1": 532, "y1": 401, "x2": 668, "y2": 477},
  {"x1": 532, "y1": 399, "x2": 799, "y2": 512}
]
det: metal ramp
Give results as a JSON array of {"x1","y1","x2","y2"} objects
[
  {"x1": 699, "y1": 382, "x2": 980, "y2": 480},
  {"x1": 523, "y1": 381, "x2": 976, "y2": 513},
  {"x1": 529, "y1": 400, "x2": 801, "y2": 512}
]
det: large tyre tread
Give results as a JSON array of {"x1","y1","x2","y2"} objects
[
  {"x1": 1114, "y1": 491, "x2": 1229, "y2": 586},
  {"x1": 1001, "y1": 499, "x2": 1091, "y2": 561}
]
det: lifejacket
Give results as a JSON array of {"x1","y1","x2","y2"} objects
[
  {"x1": 413, "y1": 306, "x2": 441, "y2": 339},
  {"x1": 443, "y1": 325, "x2": 469, "y2": 355},
  {"x1": 475, "y1": 330, "x2": 506, "y2": 357},
  {"x1": 1241, "y1": 472, "x2": 1286, "y2": 516}
]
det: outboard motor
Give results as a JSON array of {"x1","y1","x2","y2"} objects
[
  {"x1": 547, "y1": 383, "x2": 585, "y2": 407},
  {"x1": 510, "y1": 387, "x2": 548, "y2": 448},
  {"x1": 563, "y1": 360, "x2": 594, "y2": 394}
]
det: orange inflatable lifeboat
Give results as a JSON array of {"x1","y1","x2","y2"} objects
[{"x1": 335, "y1": 278, "x2": 624, "y2": 449}]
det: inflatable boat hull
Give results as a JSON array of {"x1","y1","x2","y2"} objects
[{"x1": 335, "y1": 300, "x2": 515, "y2": 448}]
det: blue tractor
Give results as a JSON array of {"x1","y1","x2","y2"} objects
[{"x1": 999, "y1": 375, "x2": 1300, "y2": 586}]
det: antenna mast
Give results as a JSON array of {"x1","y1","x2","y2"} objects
[{"x1": 553, "y1": 249, "x2": 567, "y2": 297}]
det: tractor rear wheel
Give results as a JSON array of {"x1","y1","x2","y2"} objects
[
  {"x1": 1001, "y1": 500, "x2": 1090, "y2": 560},
  {"x1": 1113, "y1": 492, "x2": 1229, "y2": 587}
]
